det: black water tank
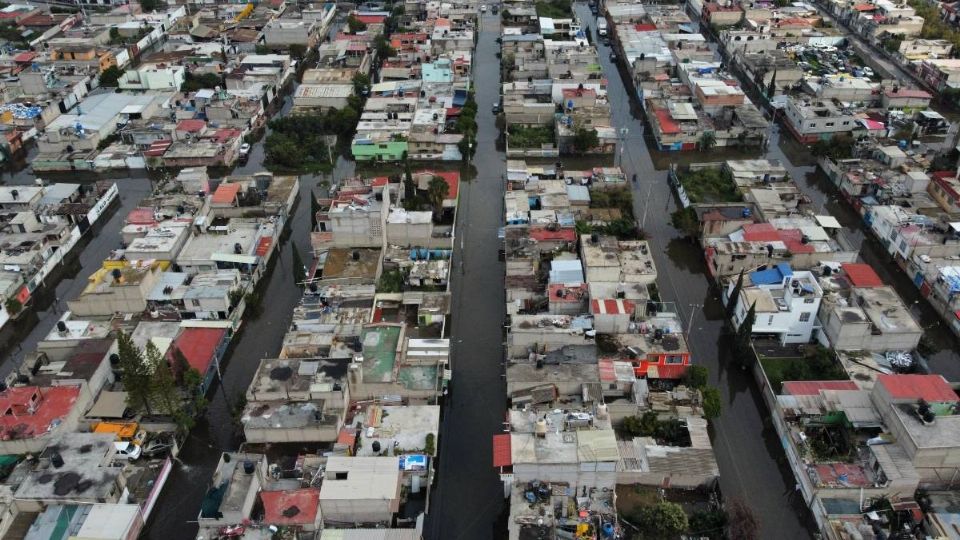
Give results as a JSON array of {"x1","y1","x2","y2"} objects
[
  {"x1": 51, "y1": 453, "x2": 64, "y2": 468},
  {"x1": 243, "y1": 461, "x2": 255, "y2": 474},
  {"x1": 352, "y1": 251, "x2": 361, "y2": 261},
  {"x1": 109, "y1": 353, "x2": 120, "y2": 365},
  {"x1": 372, "y1": 441, "x2": 381, "y2": 453},
  {"x1": 57, "y1": 321, "x2": 67, "y2": 333}
]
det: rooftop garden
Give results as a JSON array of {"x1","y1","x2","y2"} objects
[
  {"x1": 678, "y1": 167, "x2": 740, "y2": 204},
  {"x1": 617, "y1": 485, "x2": 759, "y2": 540},
  {"x1": 507, "y1": 124, "x2": 555, "y2": 148}
]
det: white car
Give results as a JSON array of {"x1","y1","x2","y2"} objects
[
  {"x1": 480, "y1": 4, "x2": 487, "y2": 11},
  {"x1": 239, "y1": 143, "x2": 251, "y2": 156},
  {"x1": 114, "y1": 441, "x2": 142, "y2": 460},
  {"x1": 862, "y1": 67, "x2": 874, "y2": 77}
]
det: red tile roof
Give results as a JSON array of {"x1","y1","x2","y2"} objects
[
  {"x1": 634, "y1": 23, "x2": 657, "y2": 31},
  {"x1": 530, "y1": 227, "x2": 576, "y2": 243},
  {"x1": 742, "y1": 223, "x2": 780, "y2": 242},
  {"x1": 212, "y1": 128, "x2": 242, "y2": 143},
  {"x1": 877, "y1": 374, "x2": 959, "y2": 403},
  {"x1": 548, "y1": 283, "x2": 586, "y2": 303},
  {"x1": 0, "y1": 386, "x2": 81, "y2": 439},
  {"x1": 337, "y1": 428, "x2": 356, "y2": 447},
  {"x1": 853, "y1": 3, "x2": 876, "y2": 10},
  {"x1": 841, "y1": 263, "x2": 883, "y2": 288},
  {"x1": 169, "y1": 328, "x2": 226, "y2": 374},
  {"x1": 355, "y1": 14, "x2": 386, "y2": 24},
  {"x1": 654, "y1": 109, "x2": 680, "y2": 134},
  {"x1": 591, "y1": 298, "x2": 635, "y2": 315},
  {"x1": 261, "y1": 489, "x2": 320, "y2": 526},
  {"x1": 12, "y1": 52, "x2": 36, "y2": 63},
  {"x1": 493, "y1": 433, "x2": 512, "y2": 467},
  {"x1": 782, "y1": 380, "x2": 858, "y2": 396},
  {"x1": 176, "y1": 119, "x2": 206, "y2": 133},
  {"x1": 211, "y1": 183, "x2": 241, "y2": 205},
  {"x1": 371, "y1": 176, "x2": 389, "y2": 187},
  {"x1": 428, "y1": 170, "x2": 459, "y2": 200}
]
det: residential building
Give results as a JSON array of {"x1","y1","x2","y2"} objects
[{"x1": 726, "y1": 264, "x2": 824, "y2": 345}]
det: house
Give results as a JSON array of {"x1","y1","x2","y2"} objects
[
  {"x1": 67, "y1": 261, "x2": 164, "y2": 317},
  {"x1": 22, "y1": 504, "x2": 144, "y2": 540},
  {"x1": 782, "y1": 97, "x2": 861, "y2": 143},
  {"x1": 14, "y1": 433, "x2": 124, "y2": 506},
  {"x1": 197, "y1": 453, "x2": 268, "y2": 527},
  {"x1": 881, "y1": 88, "x2": 933, "y2": 110},
  {"x1": 319, "y1": 456, "x2": 402, "y2": 525},
  {"x1": 240, "y1": 357, "x2": 348, "y2": 443},
  {"x1": 167, "y1": 327, "x2": 228, "y2": 395},
  {"x1": 118, "y1": 65, "x2": 185, "y2": 91},
  {"x1": 260, "y1": 488, "x2": 322, "y2": 532},
  {"x1": 726, "y1": 263, "x2": 824, "y2": 345},
  {"x1": 0, "y1": 386, "x2": 84, "y2": 454}
]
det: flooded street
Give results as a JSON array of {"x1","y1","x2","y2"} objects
[{"x1": 424, "y1": 10, "x2": 508, "y2": 540}]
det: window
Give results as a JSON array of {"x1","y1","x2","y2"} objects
[
  {"x1": 665, "y1": 355, "x2": 683, "y2": 364},
  {"x1": 799, "y1": 312, "x2": 811, "y2": 322},
  {"x1": 842, "y1": 121, "x2": 850, "y2": 126},
  {"x1": 768, "y1": 315, "x2": 774, "y2": 325},
  {"x1": 804, "y1": 298, "x2": 815, "y2": 304},
  {"x1": 899, "y1": 240, "x2": 907, "y2": 252},
  {"x1": 825, "y1": 122, "x2": 835, "y2": 127}
]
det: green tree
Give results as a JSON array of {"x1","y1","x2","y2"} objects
[
  {"x1": 352, "y1": 72, "x2": 371, "y2": 96},
  {"x1": 374, "y1": 34, "x2": 395, "y2": 59},
  {"x1": 183, "y1": 367, "x2": 208, "y2": 415},
  {"x1": 688, "y1": 509, "x2": 727, "y2": 539},
  {"x1": 347, "y1": 14, "x2": 367, "y2": 33},
  {"x1": 733, "y1": 302, "x2": 756, "y2": 361},
  {"x1": 145, "y1": 342, "x2": 178, "y2": 416},
  {"x1": 424, "y1": 433, "x2": 436, "y2": 455},
  {"x1": 140, "y1": 0, "x2": 160, "y2": 11},
  {"x1": 4, "y1": 297, "x2": 22, "y2": 316},
  {"x1": 288, "y1": 43, "x2": 307, "y2": 60},
  {"x1": 699, "y1": 131, "x2": 716, "y2": 151},
  {"x1": 427, "y1": 176, "x2": 449, "y2": 221},
  {"x1": 683, "y1": 365, "x2": 709, "y2": 390},
  {"x1": 670, "y1": 207, "x2": 700, "y2": 239},
  {"x1": 702, "y1": 386, "x2": 722, "y2": 419},
  {"x1": 377, "y1": 268, "x2": 405, "y2": 293},
  {"x1": 572, "y1": 127, "x2": 599, "y2": 154},
  {"x1": 291, "y1": 243, "x2": 306, "y2": 286},
  {"x1": 638, "y1": 501, "x2": 689, "y2": 538},
  {"x1": 109, "y1": 27, "x2": 121, "y2": 43},
  {"x1": 727, "y1": 498, "x2": 760, "y2": 540},
  {"x1": 766, "y1": 69, "x2": 777, "y2": 99},
  {"x1": 99, "y1": 65, "x2": 124, "y2": 87},
  {"x1": 725, "y1": 270, "x2": 744, "y2": 320},
  {"x1": 116, "y1": 331, "x2": 152, "y2": 413}
]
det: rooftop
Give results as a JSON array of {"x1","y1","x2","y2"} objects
[
  {"x1": 260, "y1": 488, "x2": 320, "y2": 526},
  {"x1": 15, "y1": 432, "x2": 118, "y2": 502},
  {"x1": 877, "y1": 374, "x2": 958, "y2": 403},
  {"x1": 355, "y1": 405, "x2": 440, "y2": 456},
  {"x1": 319, "y1": 456, "x2": 401, "y2": 501},
  {"x1": 0, "y1": 386, "x2": 81, "y2": 440}
]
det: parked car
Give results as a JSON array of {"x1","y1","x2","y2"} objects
[
  {"x1": 609, "y1": 52, "x2": 617, "y2": 62},
  {"x1": 239, "y1": 143, "x2": 251, "y2": 157},
  {"x1": 114, "y1": 441, "x2": 142, "y2": 461},
  {"x1": 480, "y1": 4, "x2": 487, "y2": 11},
  {"x1": 492, "y1": 102, "x2": 500, "y2": 114},
  {"x1": 492, "y1": 5, "x2": 498, "y2": 13}
]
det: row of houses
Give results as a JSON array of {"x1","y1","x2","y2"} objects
[
  {"x1": 496, "y1": 157, "x2": 724, "y2": 539},
  {"x1": 0, "y1": 165, "x2": 296, "y2": 540}
]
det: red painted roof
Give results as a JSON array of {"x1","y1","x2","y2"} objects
[
  {"x1": 562, "y1": 87, "x2": 596, "y2": 98},
  {"x1": 355, "y1": 14, "x2": 386, "y2": 24},
  {"x1": 782, "y1": 380, "x2": 859, "y2": 396},
  {"x1": 548, "y1": 283, "x2": 586, "y2": 303},
  {"x1": 424, "y1": 170, "x2": 459, "y2": 200},
  {"x1": 337, "y1": 428, "x2": 356, "y2": 446},
  {"x1": 591, "y1": 298, "x2": 635, "y2": 315},
  {"x1": 634, "y1": 23, "x2": 657, "y2": 31},
  {"x1": 169, "y1": 328, "x2": 226, "y2": 374},
  {"x1": 853, "y1": 3, "x2": 876, "y2": 10},
  {"x1": 0, "y1": 386, "x2": 81, "y2": 439},
  {"x1": 654, "y1": 109, "x2": 680, "y2": 134},
  {"x1": 176, "y1": 119, "x2": 206, "y2": 133},
  {"x1": 212, "y1": 128, "x2": 242, "y2": 143},
  {"x1": 126, "y1": 207, "x2": 156, "y2": 225},
  {"x1": 261, "y1": 489, "x2": 320, "y2": 526},
  {"x1": 211, "y1": 183, "x2": 241, "y2": 205},
  {"x1": 143, "y1": 139, "x2": 172, "y2": 157},
  {"x1": 493, "y1": 433, "x2": 512, "y2": 467},
  {"x1": 780, "y1": 229, "x2": 815, "y2": 254},
  {"x1": 877, "y1": 374, "x2": 959, "y2": 403},
  {"x1": 884, "y1": 88, "x2": 931, "y2": 99},
  {"x1": 255, "y1": 236, "x2": 272, "y2": 257},
  {"x1": 841, "y1": 263, "x2": 883, "y2": 288},
  {"x1": 371, "y1": 176, "x2": 389, "y2": 187},
  {"x1": 742, "y1": 223, "x2": 780, "y2": 242},
  {"x1": 530, "y1": 227, "x2": 576, "y2": 243},
  {"x1": 12, "y1": 52, "x2": 36, "y2": 63}
]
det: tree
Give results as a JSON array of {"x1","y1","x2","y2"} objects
[
  {"x1": 99, "y1": 65, "x2": 124, "y2": 87},
  {"x1": 374, "y1": 34, "x2": 395, "y2": 59},
  {"x1": 572, "y1": 127, "x2": 599, "y2": 154},
  {"x1": 116, "y1": 331, "x2": 152, "y2": 413},
  {"x1": 725, "y1": 270, "x2": 744, "y2": 320},
  {"x1": 352, "y1": 72, "x2": 370, "y2": 96},
  {"x1": 688, "y1": 509, "x2": 727, "y2": 539},
  {"x1": 140, "y1": 0, "x2": 160, "y2": 11},
  {"x1": 288, "y1": 43, "x2": 307, "y2": 60},
  {"x1": 683, "y1": 365, "x2": 709, "y2": 390},
  {"x1": 638, "y1": 501, "x2": 689, "y2": 538},
  {"x1": 670, "y1": 207, "x2": 700, "y2": 239},
  {"x1": 424, "y1": 433, "x2": 436, "y2": 455},
  {"x1": 733, "y1": 302, "x2": 756, "y2": 363},
  {"x1": 699, "y1": 131, "x2": 716, "y2": 151},
  {"x1": 427, "y1": 176, "x2": 449, "y2": 221},
  {"x1": 183, "y1": 367, "x2": 208, "y2": 416},
  {"x1": 4, "y1": 297, "x2": 22, "y2": 316},
  {"x1": 727, "y1": 498, "x2": 760, "y2": 540},
  {"x1": 145, "y1": 342, "x2": 178, "y2": 416},
  {"x1": 702, "y1": 386, "x2": 722, "y2": 419},
  {"x1": 170, "y1": 346, "x2": 190, "y2": 385},
  {"x1": 109, "y1": 27, "x2": 121, "y2": 43},
  {"x1": 766, "y1": 69, "x2": 777, "y2": 99},
  {"x1": 347, "y1": 14, "x2": 367, "y2": 33}
]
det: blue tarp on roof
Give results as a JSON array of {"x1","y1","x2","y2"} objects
[{"x1": 750, "y1": 263, "x2": 793, "y2": 285}]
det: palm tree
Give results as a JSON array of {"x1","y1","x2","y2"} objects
[{"x1": 427, "y1": 176, "x2": 449, "y2": 222}]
